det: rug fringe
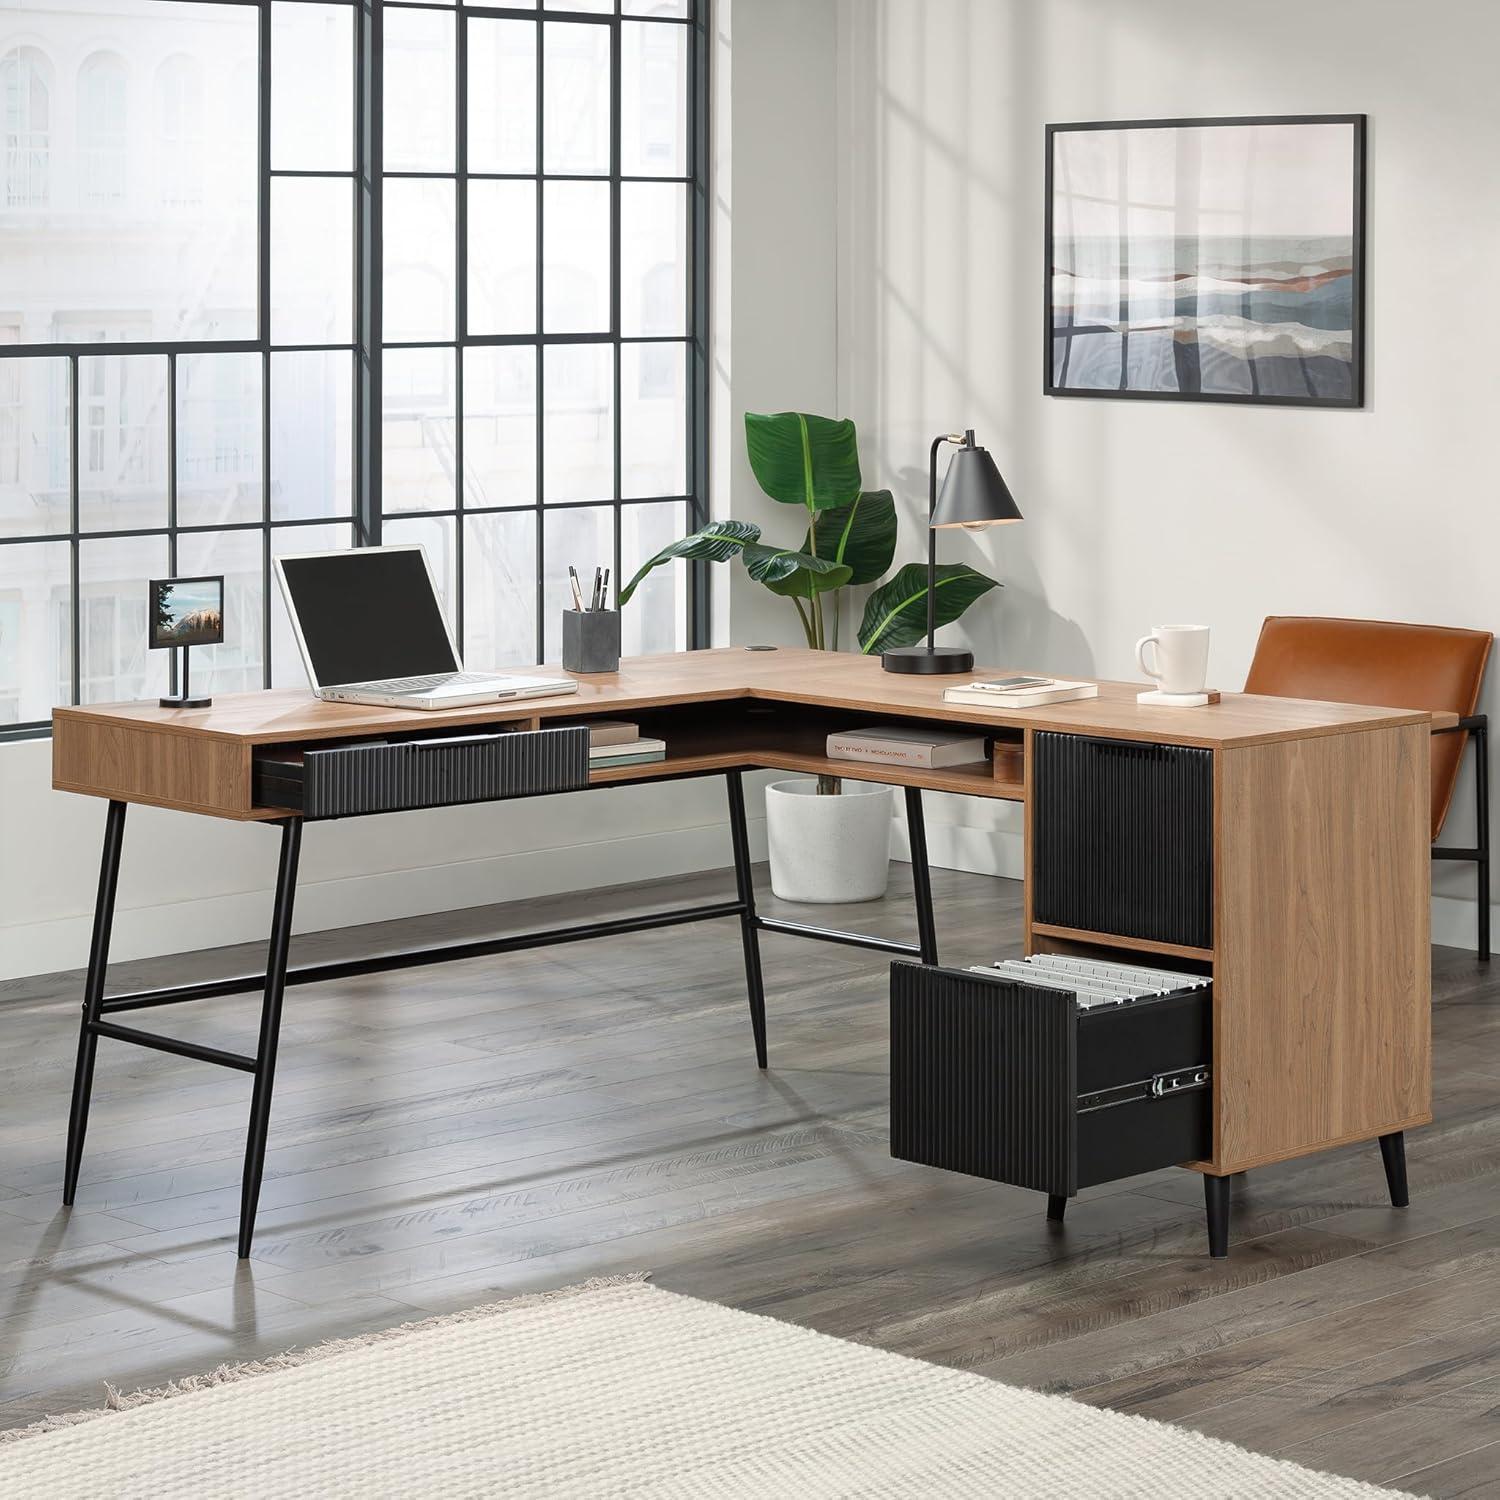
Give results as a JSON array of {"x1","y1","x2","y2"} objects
[{"x1": 0, "y1": 1271, "x2": 653, "y2": 1447}]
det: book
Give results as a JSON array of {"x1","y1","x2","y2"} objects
[
  {"x1": 589, "y1": 737, "x2": 667, "y2": 768},
  {"x1": 578, "y1": 719, "x2": 640, "y2": 747},
  {"x1": 826, "y1": 725, "x2": 988, "y2": 769},
  {"x1": 944, "y1": 679, "x2": 1100, "y2": 708}
]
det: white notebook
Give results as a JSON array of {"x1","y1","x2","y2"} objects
[{"x1": 943, "y1": 678, "x2": 1099, "y2": 709}]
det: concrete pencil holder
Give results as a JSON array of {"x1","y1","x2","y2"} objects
[{"x1": 562, "y1": 609, "x2": 621, "y2": 674}]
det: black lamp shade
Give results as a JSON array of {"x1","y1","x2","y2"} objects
[{"x1": 931, "y1": 445, "x2": 1022, "y2": 529}]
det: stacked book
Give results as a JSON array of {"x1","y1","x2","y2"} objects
[
  {"x1": 826, "y1": 725, "x2": 989, "y2": 768},
  {"x1": 584, "y1": 719, "x2": 666, "y2": 769}
]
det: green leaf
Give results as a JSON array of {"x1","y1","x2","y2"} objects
[
  {"x1": 802, "y1": 490, "x2": 896, "y2": 586},
  {"x1": 857, "y1": 562, "x2": 1001, "y2": 653},
  {"x1": 616, "y1": 518, "x2": 761, "y2": 606},
  {"x1": 744, "y1": 412, "x2": 861, "y2": 512},
  {"x1": 742, "y1": 543, "x2": 853, "y2": 598}
]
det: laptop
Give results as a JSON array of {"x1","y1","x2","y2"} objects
[{"x1": 274, "y1": 545, "x2": 579, "y2": 709}]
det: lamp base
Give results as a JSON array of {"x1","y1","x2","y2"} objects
[
  {"x1": 880, "y1": 645, "x2": 974, "y2": 675},
  {"x1": 159, "y1": 694, "x2": 212, "y2": 709}
]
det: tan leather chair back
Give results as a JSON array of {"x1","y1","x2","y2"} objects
[{"x1": 1244, "y1": 616, "x2": 1492, "y2": 839}]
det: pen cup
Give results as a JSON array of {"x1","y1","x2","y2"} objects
[{"x1": 562, "y1": 608, "x2": 621, "y2": 674}]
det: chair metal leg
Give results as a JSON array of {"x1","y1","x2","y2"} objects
[
  {"x1": 1476, "y1": 720, "x2": 1490, "y2": 961},
  {"x1": 62, "y1": 799, "x2": 127, "y2": 1205},
  {"x1": 1204, "y1": 1173, "x2": 1231, "y2": 1258},
  {"x1": 904, "y1": 786, "x2": 939, "y2": 965},
  {"x1": 1046, "y1": 1193, "x2": 1067, "y2": 1223},
  {"x1": 1379, "y1": 1131, "x2": 1410, "y2": 1208},
  {"x1": 725, "y1": 771, "x2": 767, "y2": 1069},
  {"x1": 238, "y1": 818, "x2": 302, "y2": 1258}
]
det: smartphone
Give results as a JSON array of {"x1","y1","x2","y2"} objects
[{"x1": 974, "y1": 675, "x2": 1054, "y2": 691}]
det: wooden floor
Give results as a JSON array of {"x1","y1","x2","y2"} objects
[{"x1": 2, "y1": 863, "x2": 1497, "y2": 1495}]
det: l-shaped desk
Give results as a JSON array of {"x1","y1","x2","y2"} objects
[{"x1": 51, "y1": 648, "x2": 1438, "y2": 1259}]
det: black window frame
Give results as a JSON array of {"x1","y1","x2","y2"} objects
[{"x1": 0, "y1": 0, "x2": 710, "y2": 741}]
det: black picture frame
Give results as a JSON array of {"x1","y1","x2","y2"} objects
[
  {"x1": 1044, "y1": 114, "x2": 1366, "y2": 408},
  {"x1": 149, "y1": 575, "x2": 225, "y2": 651}
]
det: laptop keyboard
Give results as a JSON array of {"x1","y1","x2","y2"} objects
[{"x1": 364, "y1": 672, "x2": 502, "y2": 692}]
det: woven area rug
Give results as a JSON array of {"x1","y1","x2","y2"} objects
[{"x1": 2, "y1": 1276, "x2": 1408, "y2": 1498}]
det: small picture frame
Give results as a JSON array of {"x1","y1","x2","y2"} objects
[
  {"x1": 149, "y1": 575, "x2": 224, "y2": 651},
  {"x1": 149, "y1": 575, "x2": 223, "y2": 708}
]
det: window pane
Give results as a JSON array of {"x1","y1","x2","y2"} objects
[
  {"x1": 2, "y1": 2, "x2": 258, "y2": 345},
  {"x1": 549, "y1": 0, "x2": 612, "y2": 13},
  {"x1": 0, "y1": 355, "x2": 69, "y2": 537},
  {"x1": 78, "y1": 355, "x2": 168, "y2": 533},
  {"x1": 0, "y1": 539, "x2": 69, "y2": 723},
  {"x1": 272, "y1": 3, "x2": 353, "y2": 172},
  {"x1": 383, "y1": 514, "x2": 457, "y2": 632},
  {"x1": 464, "y1": 510, "x2": 537, "y2": 668},
  {"x1": 623, "y1": 1, "x2": 690, "y2": 16},
  {"x1": 467, "y1": 181, "x2": 535, "y2": 336},
  {"x1": 78, "y1": 533, "x2": 169, "y2": 703},
  {"x1": 270, "y1": 521, "x2": 352, "y2": 686},
  {"x1": 271, "y1": 176, "x2": 355, "y2": 345},
  {"x1": 621, "y1": 342, "x2": 686, "y2": 497},
  {"x1": 620, "y1": 182, "x2": 686, "y2": 335},
  {"x1": 270, "y1": 350, "x2": 352, "y2": 521},
  {"x1": 543, "y1": 181, "x2": 610, "y2": 333},
  {"x1": 384, "y1": 180, "x2": 456, "y2": 342},
  {"x1": 543, "y1": 343, "x2": 613, "y2": 504},
  {"x1": 542, "y1": 504, "x2": 612, "y2": 658},
  {"x1": 464, "y1": 346, "x2": 536, "y2": 509},
  {"x1": 621, "y1": 20, "x2": 687, "y2": 176},
  {"x1": 384, "y1": 8, "x2": 455, "y2": 173},
  {"x1": 468, "y1": 18, "x2": 536, "y2": 174},
  {"x1": 177, "y1": 353, "x2": 262, "y2": 527},
  {"x1": 621, "y1": 501, "x2": 688, "y2": 655},
  {"x1": 175, "y1": 528, "x2": 264, "y2": 693},
  {"x1": 543, "y1": 22, "x2": 609, "y2": 175},
  {"x1": 383, "y1": 348, "x2": 456, "y2": 514}
]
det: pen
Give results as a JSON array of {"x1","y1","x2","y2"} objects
[
  {"x1": 600, "y1": 567, "x2": 610, "y2": 611},
  {"x1": 568, "y1": 566, "x2": 584, "y2": 611},
  {"x1": 590, "y1": 567, "x2": 602, "y2": 611}
]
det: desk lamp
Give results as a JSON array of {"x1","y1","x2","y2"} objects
[{"x1": 881, "y1": 428, "x2": 1022, "y2": 674}]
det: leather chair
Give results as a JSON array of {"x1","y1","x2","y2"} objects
[{"x1": 1244, "y1": 616, "x2": 1493, "y2": 957}]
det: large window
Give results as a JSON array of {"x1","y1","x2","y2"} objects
[{"x1": 0, "y1": 0, "x2": 707, "y2": 734}]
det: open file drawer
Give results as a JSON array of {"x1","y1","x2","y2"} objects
[
  {"x1": 253, "y1": 724, "x2": 591, "y2": 819},
  {"x1": 890, "y1": 959, "x2": 1211, "y2": 1199}
]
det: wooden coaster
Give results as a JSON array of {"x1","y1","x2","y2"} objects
[{"x1": 1136, "y1": 688, "x2": 1223, "y2": 707}]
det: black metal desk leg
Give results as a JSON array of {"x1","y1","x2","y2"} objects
[
  {"x1": 904, "y1": 786, "x2": 939, "y2": 964},
  {"x1": 238, "y1": 818, "x2": 303, "y2": 1258},
  {"x1": 1379, "y1": 1131, "x2": 1410, "y2": 1208},
  {"x1": 725, "y1": 771, "x2": 768, "y2": 1069},
  {"x1": 63, "y1": 799, "x2": 127, "y2": 1205},
  {"x1": 1205, "y1": 1173, "x2": 1231, "y2": 1258}
]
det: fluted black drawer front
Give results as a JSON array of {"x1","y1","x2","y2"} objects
[
  {"x1": 253, "y1": 726, "x2": 590, "y2": 819},
  {"x1": 889, "y1": 962, "x2": 1211, "y2": 1197},
  {"x1": 1032, "y1": 732, "x2": 1213, "y2": 948}
]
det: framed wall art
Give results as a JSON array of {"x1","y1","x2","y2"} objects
[{"x1": 1045, "y1": 114, "x2": 1365, "y2": 407}]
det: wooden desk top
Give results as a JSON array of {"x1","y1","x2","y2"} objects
[{"x1": 53, "y1": 647, "x2": 1435, "y2": 751}]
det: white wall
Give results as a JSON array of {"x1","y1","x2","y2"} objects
[
  {"x1": 0, "y1": 0, "x2": 841, "y2": 983},
  {"x1": 834, "y1": 0, "x2": 1500, "y2": 944}
]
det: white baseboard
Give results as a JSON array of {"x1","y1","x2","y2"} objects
[{"x1": 5, "y1": 817, "x2": 768, "y2": 983}]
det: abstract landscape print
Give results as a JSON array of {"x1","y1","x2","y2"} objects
[{"x1": 1046, "y1": 117, "x2": 1364, "y2": 406}]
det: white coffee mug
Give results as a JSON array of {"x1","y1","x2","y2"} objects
[{"x1": 1136, "y1": 624, "x2": 1210, "y2": 695}]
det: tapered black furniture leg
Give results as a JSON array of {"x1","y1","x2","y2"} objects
[
  {"x1": 904, "y1": 786, "x2": 939, "y2": 965},
  {"x1": 238, "y1": 818, "x2": 302, "y2": 1258},
  {"x1": 1476, "y1": 720, "x2": 1490, "y2": 961},
  {"x1": 725, "y1": 772, "x2": 767, "y2": 1069},
  {"x1": 1379, "y1": 1131, "x2": 1410, "y2": 1208},
  {"x1": 1204, "y1": 1173, "x2": 1231, "y2": 1258},
  {"x1": 62, "y1": 799, "x2": 127, "y2": 1205},
  {"x1": 1046, "y1": 1193, "x2": 1067, "y2": 1223}
]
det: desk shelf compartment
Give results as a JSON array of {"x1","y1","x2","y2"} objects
[
  {"x1": 1032, "y1": 731, "x2": 1213, "y2": 950},
  {"x1": 252, "y1": 725, "x2": 590, "y2": 819},
  {"x1": 889, "y1": 962, "x2": 1212, "y2": 1198}
]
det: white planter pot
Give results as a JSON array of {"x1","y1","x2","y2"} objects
[{"x1": 764, "y1": 778, "x2": 894, "y2": 904}]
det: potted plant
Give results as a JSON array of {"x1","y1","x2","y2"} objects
[{"x1": 619, "y1": 412, "x2": 1000, "y2": 903}]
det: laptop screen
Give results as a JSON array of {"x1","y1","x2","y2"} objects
[{"x1": 278, "y1": 548, "x2": 459, "y2": 687}]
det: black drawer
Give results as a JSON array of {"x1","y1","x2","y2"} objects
[
  {"x1": 253, "y1": 725, "x2": 590, "y2": 819},
  {"x1": 889, "y1": 961, "x2": 1211, "y2": 1198},
  {"x1": 1032, "y1": 731, "x2": 1213, "y2": 948}
]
